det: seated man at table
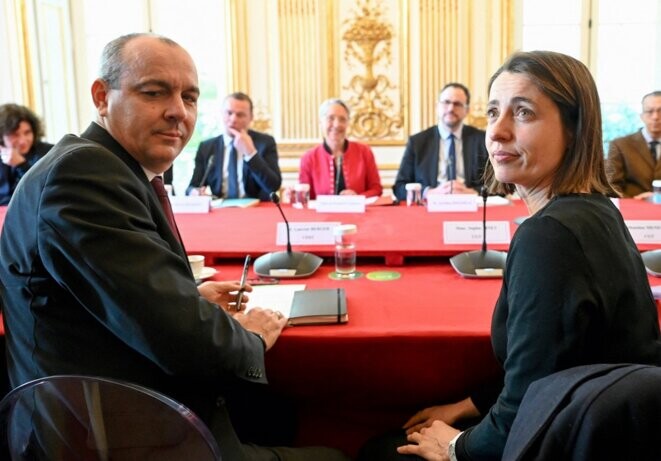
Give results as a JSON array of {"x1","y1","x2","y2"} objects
[
  {"x1": 0, "y1": 33, "x2": 348, "y2": 461},
  {"x1": 393, "y1": 83, "x2": 488, "y2": 200},
  {"x1": 186, "y1": 92, "x2": 282, "y2": 200},
  {"x1": 607, "y1": 90, "x2": 661, "y2": 199}
]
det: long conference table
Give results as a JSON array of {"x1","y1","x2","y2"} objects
[
  {"x1": 179, "y1": 198, "x2": 660, "y2": 456},
  {"x1": 0, "y1": 199, "x2": 660, "y2": 457}
]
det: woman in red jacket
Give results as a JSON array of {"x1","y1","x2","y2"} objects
[{"x1": 299, "y1": 99, "x2": 383, "y2": 199}]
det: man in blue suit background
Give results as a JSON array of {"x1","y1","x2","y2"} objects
[
  {"x1": 187, "y1": 92, "x2": 281, "y2": 200},
  {"x1": 393, "y1": 83, "x2": 489, "y2": 200}
]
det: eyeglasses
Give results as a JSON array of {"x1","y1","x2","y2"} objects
[
  {"x1": 439, "y1": 100, "x2": 467, "y2": 109},
  {"x1": 642, "y1": 108, "x2": 661, "y2": 116}
]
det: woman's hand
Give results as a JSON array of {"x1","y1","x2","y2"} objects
[
  {"x1": 397, "y1": 420, "x2": 460, "y2": 460},
  {"x1": 403, "y1": 398, "x2": 479, "y2": 435}
]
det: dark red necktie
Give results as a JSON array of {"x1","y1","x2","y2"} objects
[{"x1": 151, "y1": 176, "x2": 181, "y2": 243}]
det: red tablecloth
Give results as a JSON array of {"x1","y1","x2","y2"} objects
[
  {"x1": 214, "y1": 261, "x2": 661, "y2": 456},
  {"x1": 172, "y1": 199, "x2": 660, "y2": 265}
]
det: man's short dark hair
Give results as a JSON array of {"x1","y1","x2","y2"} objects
[
  {"x1": 440, "y1": 82, "x2": 471, "y2": 106},
  {"x1": 225, "y1": 92, "x2": 254, "y2": 114}
]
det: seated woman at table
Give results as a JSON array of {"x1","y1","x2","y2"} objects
[
  {"x1": 299, "y1": 98, "x2": 382, "y2": 199},
  {"x1": 358, "y1": 51, "x2": 661, "y2": 461},
  {"x1": 0, "y1": 103, "x2": 53, "y2": 205}
]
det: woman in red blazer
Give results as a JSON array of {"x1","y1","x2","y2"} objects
[{"x1": 299, "y1": 99, "x2": 383, "y2": 199}]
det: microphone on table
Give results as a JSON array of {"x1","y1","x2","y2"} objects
[
  {"x1": 253, "y1": 192, "x2": 323, "y2": 278},
  {"x1": 199, "y1": 153, "x2": 215, "y2": 188},
  {"x1": 449, "y1": 187, "x2": 508, "y2": 278}
]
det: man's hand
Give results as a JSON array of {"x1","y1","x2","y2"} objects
[
  {"x1": 233, "y1": 308, "x2": 287, "y2": 350},
  {"x1": 633, "y1": 191, "x2": 652, "y2": 200},
  {"x1": 198, "y1": 280, "x2": 252, "y2": 312},
  {"x1": 428, "y1": 180, "x2": 477, "y2": 195},
  {"x1": 228, "y1": 127, "x2": 257, "y2": 157}
]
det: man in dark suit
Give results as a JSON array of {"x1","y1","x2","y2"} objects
[
  {"x1": 0, "y1": 33, "x2": 347, "y2": 461},
  {"x1": 393, "y1": 83, "x2": 489, "y2": 200},
  {"x1": 187, "y1": 92, "x2": 281, "y2": 200},
  {"x1": 607, "y1": 90, "x2": 661, "y2": 198}
]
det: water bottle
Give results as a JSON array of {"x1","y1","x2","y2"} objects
[
  {"x1": 334, "y1": 224, "x2": 357, "y2": 278},
  {"x1": 653, "y1": 180, "x2": 661, "y2": 204}
]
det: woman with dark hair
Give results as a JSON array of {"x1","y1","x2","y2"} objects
[
  {"x1": 360, "y1": 50, "x2": 661, "y2": 461},
  {"x1": 0, "y1": 103, "x2": 52, "y2": 204}
]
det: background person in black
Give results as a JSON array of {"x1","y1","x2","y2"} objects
[{"x1": 0, "y1": 103, "x2": 52, "y2": 205}]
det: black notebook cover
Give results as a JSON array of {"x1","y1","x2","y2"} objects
[{"x1": 289, "y1": 288, "x2": 348, "y2": 325}]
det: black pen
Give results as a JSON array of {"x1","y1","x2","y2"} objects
[{"x1": 235, "y1": 255, "x2": 251, "y2": 311}]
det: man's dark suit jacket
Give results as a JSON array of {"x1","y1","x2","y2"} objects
[
  {"x1": 393, "y1": 125, "x2": 489, "y2": 200},
  {"x1": 607, "y1": 129, "x2": 661, "y2": 197},
  {"x1": 186, "y1": 130, "x2": 281, "y2": 200},
  {"x1": 0, "y1": 123, "x2": 266, "y2": 458},
  {"x1": 503, "y1": 363, "x2": 661, "y2": 460}
]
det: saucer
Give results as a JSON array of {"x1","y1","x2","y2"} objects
[{"x1": 195, "y1": 267, "x2": 217, "y2": 282}]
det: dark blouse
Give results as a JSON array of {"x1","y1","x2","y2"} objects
[{"x1": 457, "y1": 193, "x2": 661, "y2": 460}]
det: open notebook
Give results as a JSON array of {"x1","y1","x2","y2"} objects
[{"x1": 246, "y1": 284, "x2": 348, "y2": 325}]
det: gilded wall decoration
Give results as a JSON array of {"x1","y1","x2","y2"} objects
[{"x1": 341, "y1": 0, "x2": 404, "y2": 140}]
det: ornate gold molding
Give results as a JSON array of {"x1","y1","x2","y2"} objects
[{"x1": 341, "y1": 0, "x2": 403, "y2": 140}]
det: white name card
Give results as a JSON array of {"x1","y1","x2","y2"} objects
[
  {"x1": 170, "y1": 196, "x2": 211, "y2": 213},
  {"x1": 443, "y1": 221, "x2": 511, "y2": 244},
  {"x1": 316, "y1": 195, "x2": 366, "y2": 213},
  {"x1": 276, "y1": 221, "x2": 340, "y2": 246},
  {"x1": 427, "y1": 194, "x2": 478, "y2": 212},
  {"x1": 610, "y1": 197, "x2": 620, "y2": 209},
  {"x1": 625, "y1": 220, "x2": 661, "y2": 244}
]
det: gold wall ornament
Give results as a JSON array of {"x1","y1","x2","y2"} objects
[
  {"x1": 341, "y1": 0, "x2": 403, "y2": 140},
  {"x1": 252, "y1": 102, "x2": 272, "y2": 134}
]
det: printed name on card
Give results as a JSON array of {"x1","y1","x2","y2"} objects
[
  {"x1": 276, "y1": 222, "x2": 341, "y2": 245},
  {"x1": 315, "y1": 195, "x2": 366, "y2": 213},
  {"x1": 443, "y1": 221, "x2": 511, "y2": 244}
]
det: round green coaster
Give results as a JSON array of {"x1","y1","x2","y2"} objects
[
  {"x1": 366, "y1": 270, "x2": 401, "y2": 281},
  {"x1": 328, "y1": 271, "x2": 364, "y2": 280}
]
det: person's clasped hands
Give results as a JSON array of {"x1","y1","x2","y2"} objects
[{"x1": 427, "y1": 179, "x2": 477, "y2": 196}]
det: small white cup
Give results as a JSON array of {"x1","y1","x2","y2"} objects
[
  {"x1": 293, "y1": 183, "x2": 310, "y2": 209},
  {"x1": 187, "y1": 255, "x2": 205, "y2": 279}
]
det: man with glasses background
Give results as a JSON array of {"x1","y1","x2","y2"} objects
[
  {"x1": 607, "y1": 90, "x2": 661, "y2": 199},
  {"x1": 393, "y1": 82, "x2": 489, "y2": 201}
]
